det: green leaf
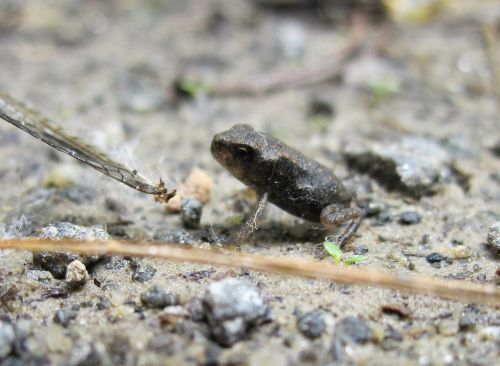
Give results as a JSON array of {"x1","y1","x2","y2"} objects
[
  {"x1": 323, "y1": 241, "x2": 342, "y2": 264},
  {"x1": 343, "y1": 255, "x2": 368, "y2": 265},
  {"x1": 178, "y1": 79, "x2": 212, "y2": 97}
]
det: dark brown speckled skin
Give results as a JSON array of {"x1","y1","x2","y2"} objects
[{"x1": 211, "y1": 124, "x2": 353, "y2": 222}]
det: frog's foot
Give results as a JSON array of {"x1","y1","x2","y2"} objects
[
  {"x1": 219, "y1": 192, "x2": 268, "y2": 249},
  {"x1": 320, "y1": 204, "x2": 364, "y2": 248}
]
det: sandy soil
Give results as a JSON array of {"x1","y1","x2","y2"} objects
[{"x1": 0, "y1": 1, "x2": 499, "y2": 365}]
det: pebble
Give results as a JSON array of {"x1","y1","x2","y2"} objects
[
  {"x1": 65, "y1": 260, "x2": 89, "y2": 288},
  {"x1": 398, "y1": 211, "x2": 422, "y2": 225},
  {"x1": 67, "y1": 339, "x2": 102, "y2": 366},
  {"x1": 41, "y1": 221, "x2": 110, "y2": 241},
  {"x1": 132, "y1": 265, "x2": 156, "y2": 283},
  {"x1": 202, "y1": 278, "x2": 270, "y2": 347},
  {"x1": 96, "y1": 296, "x2": 112, "y2": 310},
  {"x1": 186, "y1": 297, "x2": 206, "y2": 322},
  {"x1": 296, "y1": 310, "x2": 326, "y2": 339},
  {"x1": 26, "y1": 270, "x2": 53, "y2": 283},
  {"x1": 334, "y1": 316, "x2": 373, "y2": 344},
  {"x1": 487, "y1": 221, "x2": 500, "y2": 254},
  {"x1": 34, "y1": 222, "x2": 108, "y2": 279},
  {"x1": 140, "y1": 286, "x2": 177, "y2": 309},
  {"x1": 344, "y1": 137, "x2": 452, "y2": 197},
  {"x1": 458, "y1": 314, "x2": 476, "y2": 332},
  {"x1": 373, "y1": 210, "x2": 393, "y2": 226},
  {"x1": 426, "y1": 252, "x2": 445, "y2": 263},
  {"x1": 180, "y1": 198, "x2": 203, "y2": 229},
  {"x1": 0, "y1": 320, "x2": 15, "y2": 359},
  {"x1": 164, "y1": 168, "x2": 213, "y2": 212},
  {"x1": 54, "y1": 309, "x2": 78, "y2": 327},
  {"x1": 153, "y1": 229, "x2": 193, "y2": 245},
  {"x1": 354, "y1": 246, "x2": 369, "y2": 255}
]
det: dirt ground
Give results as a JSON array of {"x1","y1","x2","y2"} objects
[{"x1": 0, "y1": 1, "x2": 499, "y2": 365}]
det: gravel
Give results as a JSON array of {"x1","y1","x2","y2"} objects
[
  {"x1": 398, "y1": 211, "x2": 422, "y2": 225},
  {"x1": 180, "y1": 198, "x2": 203, "y2": 229},
  {"x1": 0, "y1": 320, "x2": 15, "y2": 359},
  {"x1": 344, "y1": 137, "x2": 452, "y2": 198},
  {"x1": 65, "y1": 260, "x2": 89, "y2": 288},
  {"x1": 33, "y1": 222, "x2": 108, "y2": 279},
  {"x1": 297, "y1": 310, "x2": 326, "y2": 339},
  {"x1": 54, "y1": 309, "x2": 78, "y2": 327},
  {"x1": 202, "y1": 278, "x2": 270, "y2": 347},
  {"x1": 487, "y1": 222, "x2": 500, "y2": 254},
  {"x1": 426, "y1": 252, "x2": 446, "y2": 263},
  {"x1": 334, "y1": 316, "x2": 373, "y2": 344},
  {"x1": 132, "y1": 265, "x2": 157, "y2": 283},
  {"x1": 140, "y1": 286, "x2": 177, "y2": 309}
]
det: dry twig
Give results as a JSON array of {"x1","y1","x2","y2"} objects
[
  {"x1": 481, "y1": 21, "x2": 500, "y2": 107},
  {"x1": 202, "y1": 13, "x2": 368, "y2": 96},
  {"x1": 1, "y1": 238, "x2": 499, "y2": 306}
]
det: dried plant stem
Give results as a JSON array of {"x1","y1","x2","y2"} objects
[
  {"x1": 209, "y1": 13, "x2": 367, "y2": 97},
  {"x1": 1, "y1": 238, "x2": 499, "y2": 306},
  {"x1": 481, "y1": 22, "x2": 500, "y2": 107}
]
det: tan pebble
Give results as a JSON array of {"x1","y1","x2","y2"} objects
[
  {"x1": 165, "y1": 167, "x2": 213, "y2": 212},
  {"x1": 65, "y1": 260, "x2": 89, "y2": 288}
]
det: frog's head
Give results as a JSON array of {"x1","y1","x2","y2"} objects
[{"x1": 211, "y1": 124, "x2": 272, "y2": 187}]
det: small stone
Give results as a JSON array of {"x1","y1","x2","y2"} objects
[
  {"x1": 0, "y1": 320, "x2": 15, "y2": 359},
  {"x1": 398, "y1": 211, "x2": 422, "y2": 225},
  {"x1": 354, "y1": 246, "x2": 369, "y2": 255},
  {"x1": 344, "y1": 137, "x2": 452, "y2": 198},
  {"x1": 140, "y1": 286, "x2": 177, "y2": 309},
  {"x1": 96, "y1": 296, "x2": 112, "y2": 310},
  {"x1": 153, "y1": 229, "x2": 193, "y2": 245},
  {"x1": 67, "y1": 339, "x2": 101, "y2": 366},
  {"x1": 34, "y1": 222, "x2": 108, "y2": 278},
  {"x1": 186, "y1": 297, "x2": 206, "y2": 322},
  {"x1": 364, "y1": 201, "x2": 386, "y2": 217},
  {"x1": 65, "y1": 260, "x2": 89, "y2": 288},
  {"x1": 308, "y1": 97, "x2": 334, "y2": 118},
  {"x1": 373, "y1": 210, "x2": 393, "y2": 226},
  {"x1": 297, "y1": 310, "x2": 326, "y2": 339},
  {"x1": 381, "y1": 303, "x2": 411, "y2": 319},
  {"x1": 426, "y1": 252, "x2": 445, "y2": 263},
  {"x1": 458, "y1": 314, "x2": 476, "y2": 332},
  {"x1": 132, "y1": 265, "x2": 156, "y2": 283},
  {"x1": 26, "y1": 270, "x2": 53, "y2": 283},
  {"x1": 180, "y1": 198, "x2": 203, "y2": 229},
  {"x1": 487, "y1": 222, "x2": 500, "y2": 254},
  {"x1": 54, "y1": 309, "x2": 78, "y2": 327},
  {"x1": 334, "y1": 316, "x2": 373, "y2": 344},
  {"x1": 202, "y1": 278, "x2": 270, "y2": 347},
  {"x1": 164, "y1": 168, "x2": 213, "y2": 212}
]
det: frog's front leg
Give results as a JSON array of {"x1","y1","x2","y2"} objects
[
  {"x1": 221, "y1": 192, "x2": 268, "y2": 248},
  {"x1": 320, "y1": 204, "x2": 363, "y2": 248}
]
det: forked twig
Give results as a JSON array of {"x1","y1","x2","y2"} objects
[
  {"x1": 1, "y1": 238, "x2": 498, "y2": 306},
  {"x1": 481, "y1": 21, "x2": 500, "y2": 107},
  {"x1": 205, "y1": 13, "x2": 367, "y2": 97}
]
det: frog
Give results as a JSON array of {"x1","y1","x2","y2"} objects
[{"x1": 211, "y1": 124, "x2": 363, "y2": 250}]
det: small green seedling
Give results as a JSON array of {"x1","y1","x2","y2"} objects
[
  {"x1": 323, "y1": 240, "x2": 368, "y2": 265},
  {"x1": 324, "y1": 241, "x2": 342, "y2": 264},
  {"x1": 178, "y1": 79, "x2": 212, "y2": 97}
]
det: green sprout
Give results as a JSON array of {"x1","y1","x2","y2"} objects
[
  {"x1": 343, "y1": 255, "x2": 368, "y2": 265},
  {"x1": 178, "y1": 79, "x2": 212, "y2": 97},
  {"x1": 323, "y1": 240, "x2": 368, "y2": 265},
  {"x1": 323, "y1": 241, "x2": 342, "y2": 264}
]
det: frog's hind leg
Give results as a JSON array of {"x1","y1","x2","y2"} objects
[
  {"x1": 320, "y1": 204, "x2": 364, "y2": 248},
  {"x1": 221, "y1": 192, "x2": 268, "y2": 249}
]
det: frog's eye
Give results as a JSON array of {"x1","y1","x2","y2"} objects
[{"x1": 234, "y1": 145, "x2": 254, "y2": 161}]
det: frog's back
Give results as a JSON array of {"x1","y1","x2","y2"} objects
[{"x1": 263, "y1": 148, "x2": 351, "y2": 222}]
